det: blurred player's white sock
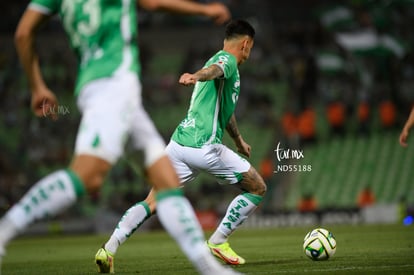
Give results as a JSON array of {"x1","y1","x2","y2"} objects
[
  {"x1": 105, "y1": 201, "x2": 151, "y2": 255},
  {"x1": 0, "y1": 216, "x2": 18, "y2": 254},
  {"x1": 0, "y1": 234, "x2": 4, "y2": 274},
  {"x1": 2, "y1": 169, "x2": 85, "y2": 239},
  {"x1": 156, "y1": 189, "x2": 224, "y2": 273},
  {"x1": 0, "y1": 250, "x2": 3, "y2": 275},
  {"x1": 209, "y1": 193, "x2": 262, "y2": 244},
  {"x1": 156, "y1": 189, "x2": 205, "y2": 259}
]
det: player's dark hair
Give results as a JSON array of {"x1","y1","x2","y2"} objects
[{"x1": 225, "y1": 19, "x2": 255, "y2": 40}]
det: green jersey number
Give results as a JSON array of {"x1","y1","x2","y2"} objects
[{"x1": 62, "y1": 0, "x2": 101, "y2": 50}]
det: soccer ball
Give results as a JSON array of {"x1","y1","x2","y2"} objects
[{"x1": 303, "y1": 228, "x2": 336, "y2": 260}]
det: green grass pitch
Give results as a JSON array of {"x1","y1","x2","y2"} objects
[{"x1": 2, "y1": 224, "x2": 414, "y2": 274}]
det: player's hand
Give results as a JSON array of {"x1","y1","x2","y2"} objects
[
  {"x1": 31, "y1": 87, "x2": 59, "y2": 120},
  {"x1": 399, "y1": 128, "x2": 409, "y2": 147},
  {"x1": 205, "y1": 2, "x2": 231, "y2": 25},
  {"x1": 235, "y1": 135, "x2": 251, "y2": 158},
  {"x1": 179, "y1": 73, "x2": 198, "y2": 86}
]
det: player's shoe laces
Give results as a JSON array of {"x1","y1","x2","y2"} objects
[
  {"x1": 95, "y1": 247, "x2": 114, "y2": 273},
  {"x1": 207, "y1": 241, "x2": 245, "y2": 265}
]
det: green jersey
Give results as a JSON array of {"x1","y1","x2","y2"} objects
[
  {"x1": 172, "y1": 50, "x2": 240, "y2": 148},
  {"x1": 29, "y1": 0, "x2": 140, "y2": 95}
]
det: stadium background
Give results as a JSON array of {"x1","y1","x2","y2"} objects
[{"x1": 0, "y1": 0, "x2": 413, "y2": 233}]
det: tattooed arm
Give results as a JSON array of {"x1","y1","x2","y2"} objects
[
  {"x1": 226, "y1": 114, "x2": 251, "y2": 158},
  {"x1": 179, "y1": 64, "x2": 224, "y2": 86}
]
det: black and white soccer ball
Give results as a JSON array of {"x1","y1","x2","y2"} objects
[{"x1": 303, "y1": 228, "x2": 336, "y2": 260}]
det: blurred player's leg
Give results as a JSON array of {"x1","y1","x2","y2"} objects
[
  {"x1": 147, "y1": 157, "x2": 241, "y2": 275},
  {"x1": 0, "y1": 168, "x2": 88, "y2": 275},
  {"x1": 0, "y1": 147, "x2": 114, "y2": 274},
  {"x1": 0, "y1": 223, "x2": 5, "y2": 274},
  {"x1": 0, "y1": 170, "x2": 85, "y2": 247},
  {"x1": 156, "y1": 189, "x2": 242, "y2": 275}
]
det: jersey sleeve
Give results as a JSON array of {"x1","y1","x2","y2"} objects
[
  {"x1": 211, "y1": 51, "x2": 237, "y2": 79},
  {"x1": 28, "y1": 0, "x2": 59, "y2": 15}
]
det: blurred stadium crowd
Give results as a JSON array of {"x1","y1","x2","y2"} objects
[{"x1": 1, "y1": 0, "x2": 414, "y2": 225}]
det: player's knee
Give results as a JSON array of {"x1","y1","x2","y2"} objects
[
  {"x1": 254, "y1": 176, "x2": 267, "y2": 196},
  {"x1": 84, "y1": 173, "x2": 106, "y2": 194},
  {"x1": 70, "y1": 155, "x2": 111, "y2": 194},
  {"x1": 144, "y1": 195, "x2": 157, "y2": 214},
  {"x1": 242, "y1": 168, "x2": 267, "y2": 196},
  {"x1": 70, "y1": 169, "x2": 106, "y2": 194}
]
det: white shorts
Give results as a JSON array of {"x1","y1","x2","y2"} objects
[
  {"x1": 166, "y1": 140, "x2": 251, "y2": 185},
  {"x1": 75, "y1": 73, "x2": 166, "y2": 166}
]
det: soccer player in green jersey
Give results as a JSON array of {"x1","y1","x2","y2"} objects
[
  {"x1": 0, "y1": 1, "x2": 238, "y2": 275},
  {"x1": 96, "y1": 19, "x2": 267, "y2": 270}
]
